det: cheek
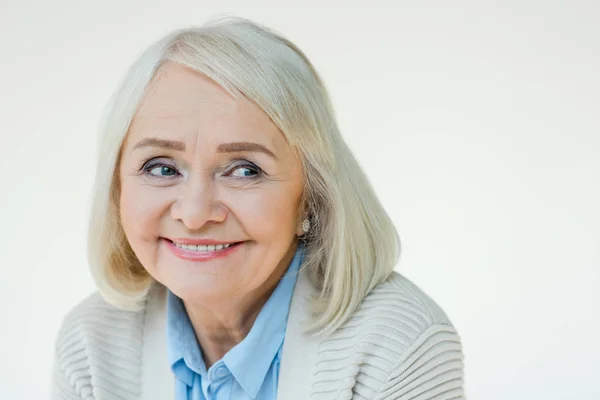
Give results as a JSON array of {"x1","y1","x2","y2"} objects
[
  {"x1": 223, "y1": 187, "x2": 300, "y2": 290},
  {"x1": 119, "y1": 181, "x2": 166, "y2": 257},
  {"x1": 230, "y1": 188, "x2": 299, "y2": 241}
]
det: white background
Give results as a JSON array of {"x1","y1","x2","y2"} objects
[{"x1": 1, "y1": 1, "x2": 598, "y2": 399}]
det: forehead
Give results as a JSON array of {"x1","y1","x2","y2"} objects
[
  {"x1": 127, "y1": 62, "x2": 285, "y2": 150},
  {"x1": 137, "y1": 62, "x2": 234, "y2": 116}
]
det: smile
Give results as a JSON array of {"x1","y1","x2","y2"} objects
[
  {"x1": 163, "y1": 239, "x2": 245, "y2": 261},
  {"x1": 173, "y1": 242, "x2": 234, "y2": 252}
]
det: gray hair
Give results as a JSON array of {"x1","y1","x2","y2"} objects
[{"x1": 88, "y1": 16, "x2": 401, "y2": 334}]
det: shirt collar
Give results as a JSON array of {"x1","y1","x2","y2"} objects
[
  {"x1": 166, "y1": 289, "x2": 205, "y2": 386},
  {"x1": 165, "y1": 243, "x2": 305, "y2": 396},
  {"x1": 223, "y1": 244, "x2": 304, "y2": 398}
]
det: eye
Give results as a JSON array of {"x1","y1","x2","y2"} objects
[
  {"x1": 226, "y1": 162, "x2": 263, "y2": 178},
  {"x1": 142, "y1": 159, "x2": 180, "y2": 178},
  {"x1": 149, "y1": 165, "x2": 178, "y2": 177},
  {"x1": 230, "y1": 166, "x2": 259, "y2": 178}
]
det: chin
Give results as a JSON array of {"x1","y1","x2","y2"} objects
[{"x1": 165, "y1": 274, "x2": 238, "y2": 304}]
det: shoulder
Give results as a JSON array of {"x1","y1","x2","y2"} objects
[
  {"x1": 334, "y1": 271, "x2": 459, "y2": 355},
  {"x1": 53, "y1": 290, "x2": 149, "y2": 398},
  {"x1": 362, "y1": 272, "x2": 465, "y2": 398},
  {"x1": 310, "y1": 272, "x2": 464, "y2": 399},
  {"x1": 360, "y1": 271, "x2": 454, "y2": 328},
  {"x1": 60, "y1": 289, "x2": 145, "y2": 326},
  {"x1": 56, "y1": 290, "x2": 147, "y2": 351}
]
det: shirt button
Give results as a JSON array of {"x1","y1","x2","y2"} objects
[{"x1": 214, "y1": 365, "x2": 228, "y2": 379}]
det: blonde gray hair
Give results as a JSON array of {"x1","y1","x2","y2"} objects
[{"x1": 88, "y1": 16, "x2": 401, "y2": 334}]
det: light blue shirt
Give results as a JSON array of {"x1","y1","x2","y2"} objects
[{"x1": 166, "y1": 245, "x2": 304, "y2": 400}]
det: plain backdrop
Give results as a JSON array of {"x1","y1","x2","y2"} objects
[{"x1": 1, "y1": 1, "x2": 598, "y2": 399}]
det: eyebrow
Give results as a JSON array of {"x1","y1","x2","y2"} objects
[
  {"x1": 217, "y1": 142, "x2": 277, "y2": 160},
  {"x1": 132, "y1": 138, "x2": 277, "y2": 159},
  {"x1": 132, "y1": 138, "x2": 185, "y2": 151}
]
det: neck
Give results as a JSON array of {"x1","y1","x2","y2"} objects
[{"x1": 183, "y1": 244, "x2": 297, "y2": 368}]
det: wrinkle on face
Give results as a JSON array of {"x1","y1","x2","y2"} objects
[{"x1": 118, "y1": 62, "x2": 305, "y2": 362}]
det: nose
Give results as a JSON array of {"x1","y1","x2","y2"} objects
[{"x1": 170, "y1": 174, "x2": 227, "y2": 230}]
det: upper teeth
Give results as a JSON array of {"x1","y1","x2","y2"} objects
[{"x1": 174, "y1": 243, "x2": 233, "y2": 252}]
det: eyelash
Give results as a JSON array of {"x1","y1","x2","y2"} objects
[{"x1": 139, "y1": 158, "x2": 265, "y2": 180}]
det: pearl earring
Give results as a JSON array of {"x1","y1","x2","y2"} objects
[{"x1": 302, "y1": 219, "x2": 311, "y2": 234}]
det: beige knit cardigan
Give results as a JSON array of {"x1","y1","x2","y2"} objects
[{"x1": 52, "y1": 269, "x2": 465, "y2": 399}]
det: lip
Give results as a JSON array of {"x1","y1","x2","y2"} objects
[
  {"x1": 162, "y1": 238, "x2": 245, "y2": 262},
  {"x1": 167, "y1": 237, "x2": 238, "y2": 245}
]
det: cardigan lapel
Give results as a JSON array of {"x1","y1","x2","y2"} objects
[
  {"x1": 277, "y1": 269, "x2": 323, "y2": 400},
  {"x1": 140, "y1": 283, "x2": 175, "y2": 400}
]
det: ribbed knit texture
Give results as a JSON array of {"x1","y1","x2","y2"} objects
[{"x1": 52, "y1": 272, "x2": 465, "y2": 400}]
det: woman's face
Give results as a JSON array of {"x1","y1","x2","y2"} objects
[{"x1": 118, "y1": 62, "x2": 305, "y2": 305}]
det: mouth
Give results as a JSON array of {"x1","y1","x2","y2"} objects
[
  {"x1": 161, "y1": 238, "x2": 246, "y2": 260},
  {"x1": 169, "y1": 239, "x2": 244, "y2": 252}
]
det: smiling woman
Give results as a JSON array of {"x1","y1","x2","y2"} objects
[{"x1": 52, "y1": 17, "x2": 465, "y2": 400}]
